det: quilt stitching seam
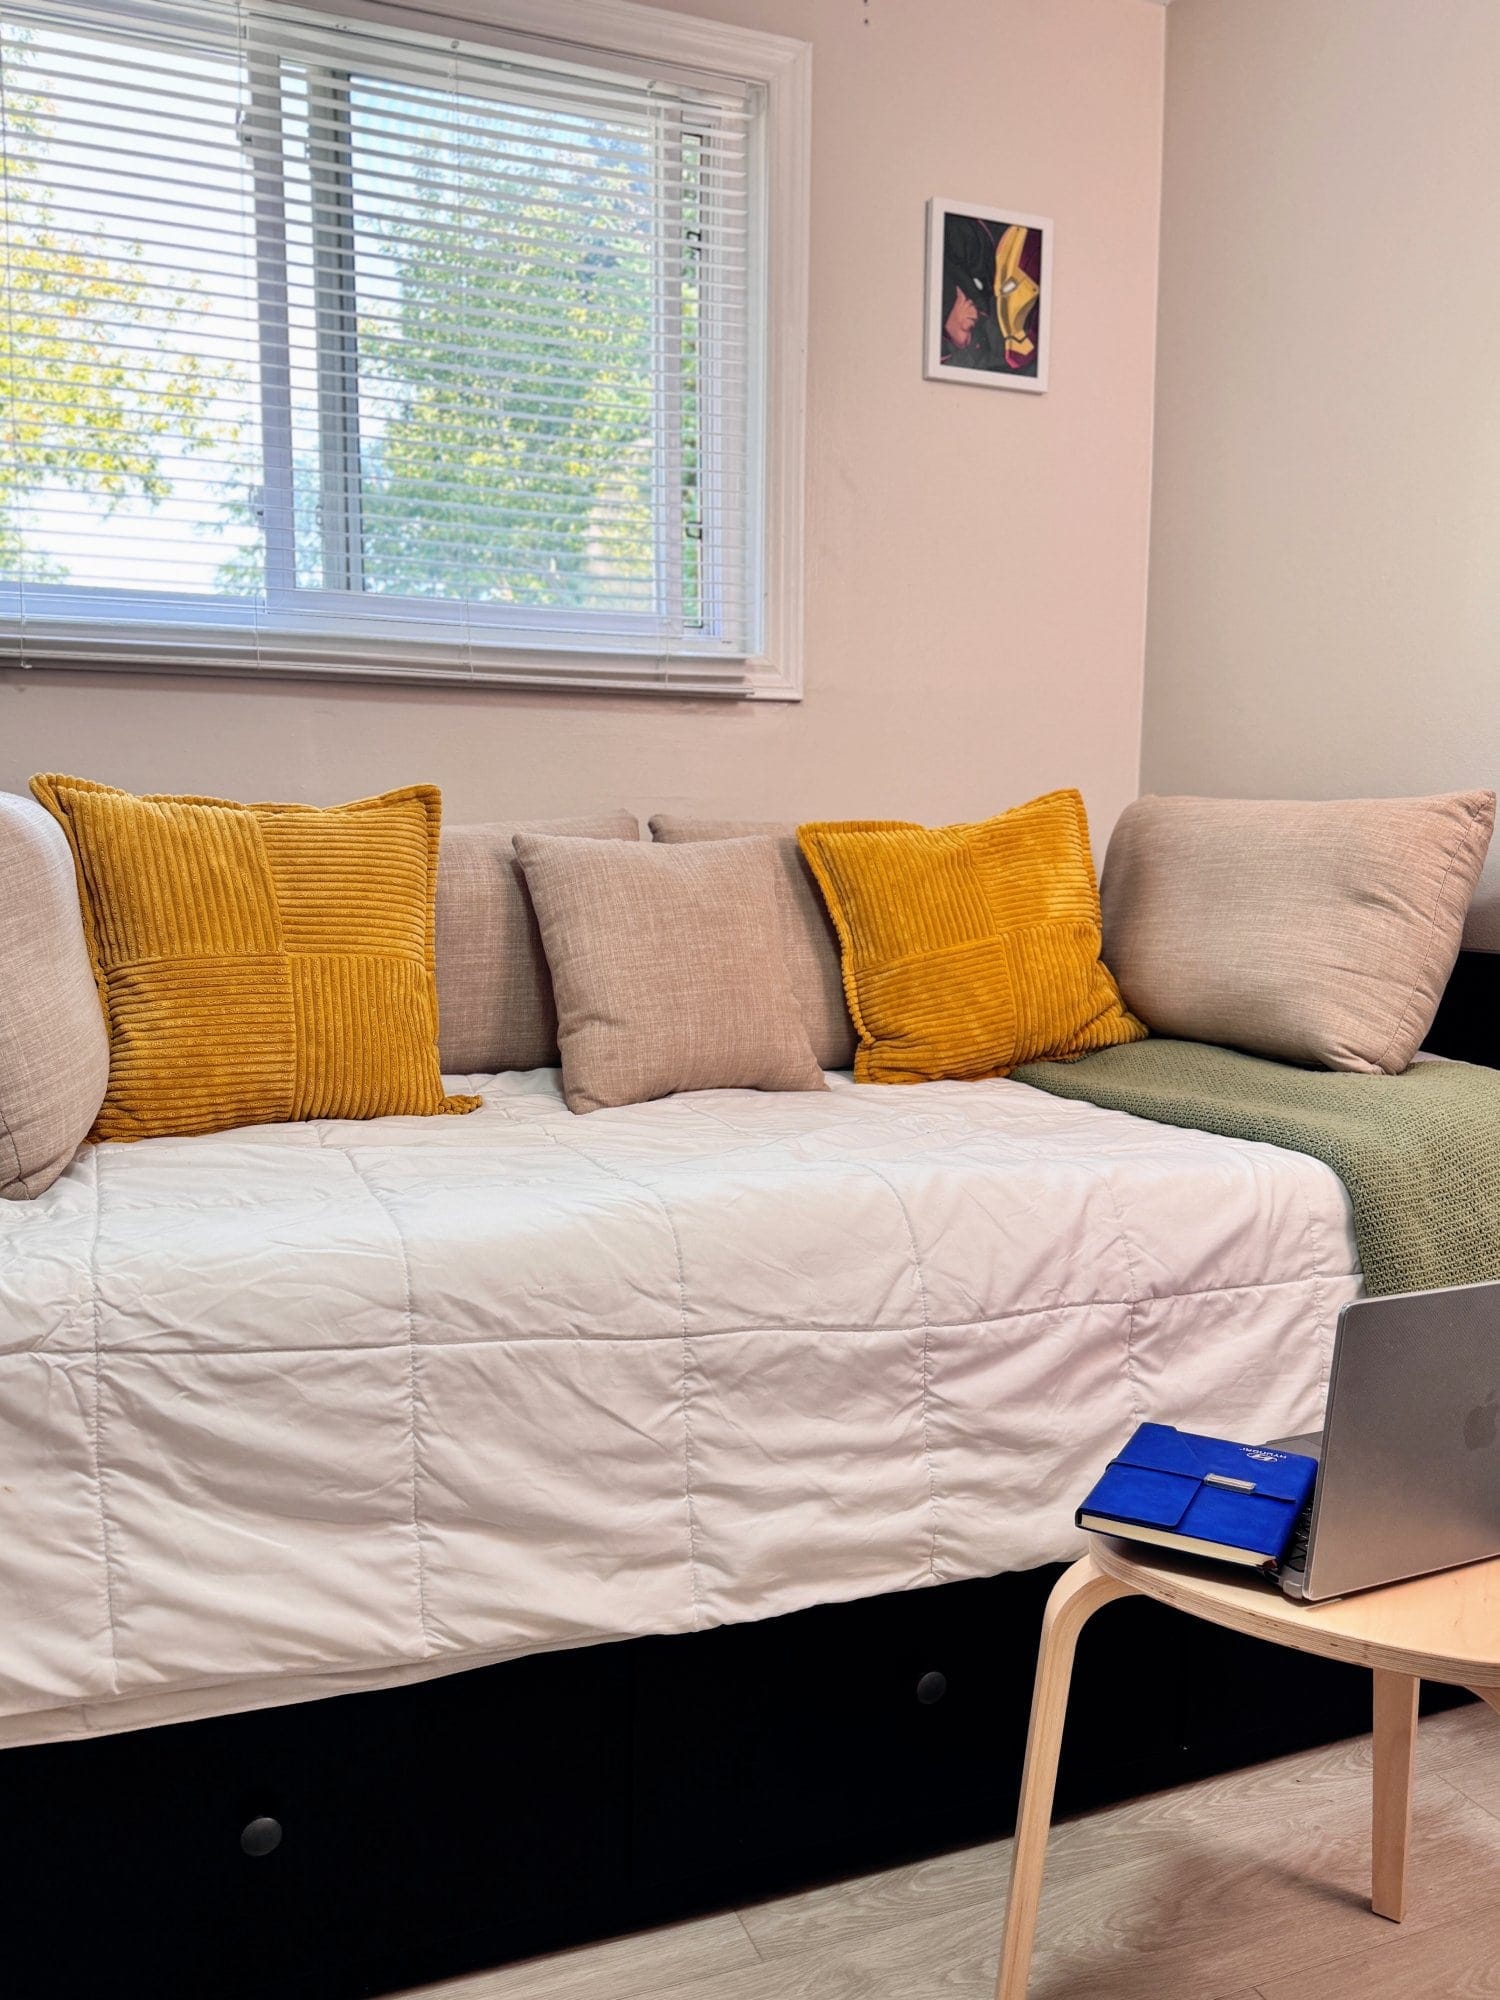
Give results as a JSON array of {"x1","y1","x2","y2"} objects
[
  {"x1": 667, "y1": 1214, "x2": 704, "y2": 1632},
  {"x1": 860, "y1": 1164, "x2": 942, "y2": 1585},
  {"x1": 1093, "y1": 1170, "x2": 1146, "y2": 1430},
  {"x1": 5, "y1": 1274, "x2": 1359, "y2": 1364},
  {"x1": 17, "y1": 1611, "x2": 688, "y2": 1748},
  {"x1": 319, "y1": 1133, "x2": 433, "y2": 1657},
  {"x1": 680, "y1": 1099, "x2": 806, "y2": 1159},
  {"x1": 500, "y1": 1113, "x2": 707, "y2": 1634},
  {"x1": 961, "y1": 1114, "x2": 1187, "y2": 1433},
  {"x1": 1296, "y1": 1165, "x2": 1337, "y2": 1397},
  {"x1": 86, "y1": 1147, "x2": 122, "y2": 1691}
]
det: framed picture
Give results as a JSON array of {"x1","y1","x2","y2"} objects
[{"x1": 924, "y1": 198, "x2": 1052, "y2": 393}]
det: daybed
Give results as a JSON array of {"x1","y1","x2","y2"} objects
[
  {"x1": 0, "y1": 790, "x2": 1486, "y2": 2000},
  {"x1": 3, "y1": 1064, "x2": 1359, "y2": 1747}
]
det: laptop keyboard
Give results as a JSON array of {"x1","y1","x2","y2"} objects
[{"x1": 1278, "y1": 1493, "x2": 1315, "y2": 1579}]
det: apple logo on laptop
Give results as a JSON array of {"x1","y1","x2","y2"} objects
[{"x1": 1464, "y1": 1390, "x2": 1499, "y2": 1452}]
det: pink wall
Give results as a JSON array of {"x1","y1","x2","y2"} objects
[
  {"x1": 0, "y1": 0, "x2": 1164, "y2": 845},
  {"x1": 1143, "y1": 0, "x2": 1500, "y2": 941}
]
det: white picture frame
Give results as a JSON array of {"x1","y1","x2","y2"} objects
[{"x1": 924, "y1": 197, "x2": 1052, "y2": 393}]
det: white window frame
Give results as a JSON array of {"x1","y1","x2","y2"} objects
[{"x1": 4, "y1": 0, "x2": 811, "y2": 699}]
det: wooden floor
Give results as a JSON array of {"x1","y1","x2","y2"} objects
[{"x1": 400, "y1": 1701, "x2": 1500, "y2": 2000}]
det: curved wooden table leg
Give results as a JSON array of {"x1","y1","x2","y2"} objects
[
  {"x1": 1370, "y1": 1669, "x2": 1419, "y2": 1921},
  {"x1": 995, "y1": 1557, "x2": 1137, "y2": 2000}
]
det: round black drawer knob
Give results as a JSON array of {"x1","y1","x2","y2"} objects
[
  {"x1": 240, "y1": 1816, "x2": 283, "y2": 1858},
  {"x1": 916, "y1": 1670, "x2": 948, "y2": 1706}
]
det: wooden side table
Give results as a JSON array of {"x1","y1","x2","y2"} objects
[{"x1": 995, "y1": 1535, "x2": 1500, "y2": 2000}]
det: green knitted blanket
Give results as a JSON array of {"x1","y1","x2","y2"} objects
[{"x1": 1013, "y1": 1038, "x2": 1500, "y2": 1297}]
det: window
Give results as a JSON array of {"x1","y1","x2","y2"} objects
[{"x1": 0, "y1": 0, "x2": 808, "y2": 693}]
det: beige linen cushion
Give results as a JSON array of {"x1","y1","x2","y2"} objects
[
  {"x1": 0, "y1": 793, "x2": 110, "y2": 1196},
  {"x1": 435, "y1": 812, "x2": 637, "y2": 1072},
  {"x1": 513, "y1": 834, "x2": 828, "y2": 1114},
  {"x1": 648, "y1": 815, "x2": 857, "y2": 1069},
  {"x1": 1101, "y1": 791, "x2": 1496, "y2": 1073}
]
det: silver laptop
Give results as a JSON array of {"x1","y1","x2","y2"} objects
[{"x1": 1267, "y1": 1280, "x2": 1500, "y2": 1602}]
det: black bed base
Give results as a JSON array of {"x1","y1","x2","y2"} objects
[
  {"x1": 14, "y1": 949, "x2": 1496, "y2": 2000},
  {"x1": 1422, "y1": 944, "x2": 1500, "y2": 1065},
  {"x1": 6, "y1": 1570, "x2": 1469, "y2": 2000}
]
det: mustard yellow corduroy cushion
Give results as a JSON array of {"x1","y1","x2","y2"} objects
[
  {"x1": 797, "y1": 790, "x2": 1146, "y2": 1086},
  {"x1": 29, "y1": 775, "x2": 480, "y2": 1142}
]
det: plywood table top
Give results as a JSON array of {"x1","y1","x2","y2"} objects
[{"x1": 1089, "y1": 1533, "x2": 1500, "y2": 1687}]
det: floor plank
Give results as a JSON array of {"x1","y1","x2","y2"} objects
[
  {"x1": 401, "y1": 1703, "x2": 1500, "y2": 2000},
  {"x1": 1256, "y1": 1898, "x2": 1500, "y2": 1999},
  {"x1": 397, "y1": 1911, "x2": 761, "y2": 2000},
  {"x1": 735, "y1": 1834, "x2": 1004, "y2": 1963}
]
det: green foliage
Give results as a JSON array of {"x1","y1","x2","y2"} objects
[
  {"x1": 347, "y1": 109, "x2": 658, "y2": 609},
  {"x1": 0, "y1": 32, "x2": 231, "y2": 579}
]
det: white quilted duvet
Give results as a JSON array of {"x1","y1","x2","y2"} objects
[{"x1": 0, "y1": 1071, "x2": 1359, "y2": 1747}]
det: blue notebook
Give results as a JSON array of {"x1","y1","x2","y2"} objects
[{"x1": 1076, "y1": 1423, "x2": 1318, "y2": 1569}]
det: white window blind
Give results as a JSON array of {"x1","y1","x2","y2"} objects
[{"x1": 0, "y1": 0, "x2": 777, "y2": 692}]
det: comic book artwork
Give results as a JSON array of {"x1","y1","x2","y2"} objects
[{"x1": 925, "y1": 200, "x2": 1052, "y2": 393}]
